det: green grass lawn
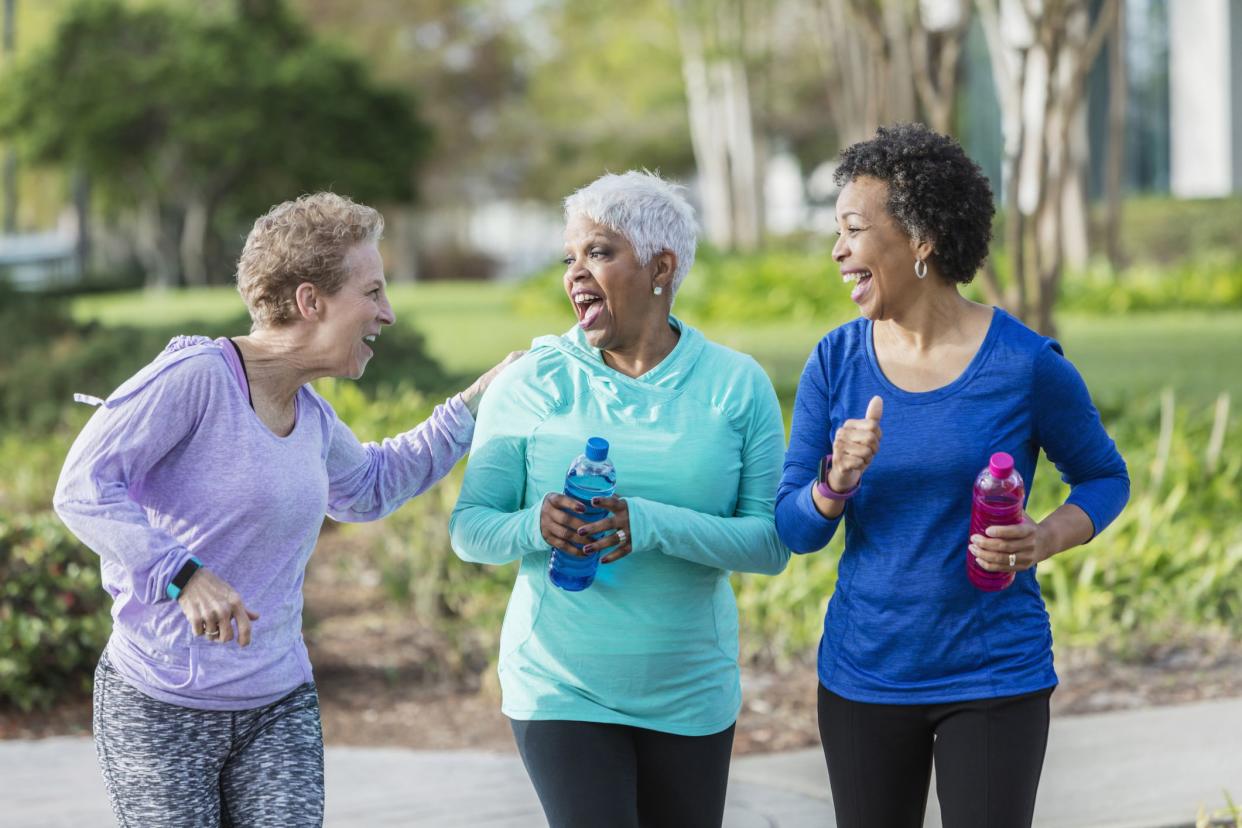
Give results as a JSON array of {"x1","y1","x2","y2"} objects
[{"x1": 72, "y1": 285, "x2": 1242, "y2": 410}]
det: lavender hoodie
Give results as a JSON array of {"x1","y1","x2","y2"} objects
[{"x1": 54, "y1": 336, "x2": 474, "y2": 710}]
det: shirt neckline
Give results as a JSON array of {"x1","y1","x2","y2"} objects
[
  {"x1": 567, "y1": 315, "x2": 704, "y2": 389},
  {"x1": 215, "y1": 338, "x2": 303, "y2": 442},
  {"x1": 863, "y1": 306, "x2": 1003, "y2": 404}
]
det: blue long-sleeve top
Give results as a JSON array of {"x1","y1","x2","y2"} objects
[{"x1": 776, "y1": 308, "x2": 1129, "y2": 704}]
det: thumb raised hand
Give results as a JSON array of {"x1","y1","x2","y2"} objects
[{"x1": 865, "y1": 395, "x2": 884, "y2": 422}]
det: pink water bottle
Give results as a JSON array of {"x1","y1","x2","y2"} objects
[{"x1": 967, "y1": 451, "x2": 1025, "y2": 592}]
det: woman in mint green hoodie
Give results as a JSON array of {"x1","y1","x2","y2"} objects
[{"x1": 450, "y1": 171, "x2": 789, "y2": 828}]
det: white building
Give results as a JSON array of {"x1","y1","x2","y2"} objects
[{"x1": 1169, "y1": 0, "x2": 1242, "y2": 197}]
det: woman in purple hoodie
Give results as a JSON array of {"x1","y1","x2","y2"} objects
[{"x1": 54, "y1": 192, "x2": 517, "y2": 827}]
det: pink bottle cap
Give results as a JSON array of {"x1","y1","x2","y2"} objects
[{"x1": 989, "y1": 452, "x2": 1015, "y2": 479}]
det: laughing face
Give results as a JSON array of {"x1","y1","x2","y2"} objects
[
  {"x1": 562, "y1": 214, "x2": 665, "y2": 352},
  {"x1": 832, "y1": 176, "x2": 929, "y2": 321},
  {"x1": 319, "y1": 242, "x2": 395, "y2": 379}
]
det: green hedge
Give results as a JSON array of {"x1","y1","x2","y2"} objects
[
  {"x1": 0, "y1": 512, "x2": 111, "y2": 711},
  {"x1": 1059, "y1": 254, "x2": 1242, "y2": 314},
  {"x1": 515, "y1": 244, "x2": 1242, "y2": 327},
  {"x1": 1097, "y1": 196, "x2": 1242, "y2": 264}
]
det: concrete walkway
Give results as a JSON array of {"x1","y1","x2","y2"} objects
[{"x1": 5, "y1": 697, "x2": 1240, "y2": 827}]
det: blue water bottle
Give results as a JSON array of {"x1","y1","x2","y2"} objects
[{"x1": 548, "y1": 437, "x2": 617, "y2": 592}]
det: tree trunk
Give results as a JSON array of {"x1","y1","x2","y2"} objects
[
  {"x1": 721, "y1": 57, "x2": 761, "y2": 250},
  {"x1": 180, "y1": 196, "x2": 211, "y2": 286},
  {"x1": 978, "y1": 0, "x2": 1117, "y2": 334},
  {"x1": 1104, "y1": 0, "x2": 1126, "y2": 271},
  {"x1": 679, "y1": 30, "x2": 733, "y2": 248},
  {"x1": 1060, "y1": 104, "x2": 1091, "y2": 270},
  {"x1": 1001, "y1": 47, "x2": 1030, "y2": 320},
  {"x1": 911, "y1": 16, "x2": 969, "y2": 134},
  {"x1": 73, "y1": 171, "x2": 90, "y2": 282},
  {"x1": 674, "y1": 0, "x2": 764, "y2": 252},
  {"x1": 134, "y1": 198, "x2": 179, "y2": 289}
]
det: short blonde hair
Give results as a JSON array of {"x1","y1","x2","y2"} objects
[{"x1": 236, "y1": 192, "x2": 384, "y2": 327}]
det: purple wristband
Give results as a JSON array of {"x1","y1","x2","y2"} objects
[
  {"x1": 815, "y1": 479, "x2": 859, "y2": 501},
  {"x1": 815, "y1": 453, "x2": 859, "y2": 500}
]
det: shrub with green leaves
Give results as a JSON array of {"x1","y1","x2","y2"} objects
[
  {"x1": 1059, "y1": 254, "x2": 1242, "y2": 314},
  {"x1": 0, "y1": 512, "x2": 111, "y2": 711},
  {"x1": 515, "y1": 240, "x2": 1242, "y2": 328}
]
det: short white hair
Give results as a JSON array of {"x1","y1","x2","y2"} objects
[{"x1": 563, "y1": 171, "x2": 698, "y2": 298}]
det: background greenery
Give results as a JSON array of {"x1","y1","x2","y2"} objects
[{"x1": 3, "y1": 226, "x2": 1240, "y2": 708}]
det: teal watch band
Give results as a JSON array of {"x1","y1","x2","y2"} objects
[{"x1": 166, "y1": 556, "x2": 202, "y2": 600}]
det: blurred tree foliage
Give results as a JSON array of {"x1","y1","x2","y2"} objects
[
  {"x1": 0, "y1": 0, "x2": 431, "y2": 287},
  {"x1": 293, "y1": 0, "x2": 696, "y2": 203},
  {"x1": 293, "y1": 0, "x2": 529, "y2": 201},
  {"x1": 517, "y1": 0, "x2": 695, "y2": 200}
]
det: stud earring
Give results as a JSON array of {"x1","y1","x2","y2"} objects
[
  {"x1": 914, "y1": 259, "x2": 928, "y2": 279},
  {"x1": 653, "y1": 285, "x2": 664, "y2": 296}
]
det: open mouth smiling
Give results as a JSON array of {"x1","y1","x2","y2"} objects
[
  {"x1": 572, "y1": 290, "x2": 605, "y2": 329},
  {"x1": 843, "y1": 269, "x2": 873, "y2": 304}
]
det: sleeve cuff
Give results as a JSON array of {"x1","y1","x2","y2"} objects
[
  {"x1": 157, "y1": 548, "x2": 197, "y2": 603},
  {"x1": 798, "y1": 481, "x2": 843, "y2": 532},
  {"x1": 794, "y1": 479, "x2": 844, "y2": 531},
  {"x1": 525, "y1": 497, "x2": 549, "y2": 554},
  {"x1": 624, "y1": 497, "x2": 662, "y2": 554},
  {"x1": 1064, "y1": 494, "x2": 1102, "y2": 543},
  {"x1": 444, "y1": 394, "x2": 476, "y2": 438}
]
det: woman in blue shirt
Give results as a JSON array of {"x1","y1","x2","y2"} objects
[
  {"x1": 451, "y1": 171, "x2": 789, "y2": 828},
  {"x1": 775, "y1": 124, "x2": 1129, "y2": 827}
]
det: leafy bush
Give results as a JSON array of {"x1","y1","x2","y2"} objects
[
  {"x1": 0, "y1": 438, "x2": 77, "y2": 534},
  {"x1": 1059, "y1": 254, "x2": 1242, "y2": 314},
  {"x1": 0, "y1": 512, "x2": 111, "y2": 711},
  {"x1": 514, "y1": 239, "x2": 1242, "y2": 328},
  {"x1": 1034, "y1": 392, "x2": 1241, "y2": 651},
  {"x1": 1097, "y1": 196, "x2": 1242, "y2": 264}
]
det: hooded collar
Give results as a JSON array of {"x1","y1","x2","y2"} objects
[{"x1": 533, "y1": 315, "x2": 706, "y2": 392}]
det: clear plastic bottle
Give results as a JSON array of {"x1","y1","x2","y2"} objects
[
  {"x1": 548, "y1": 437, "x2": 617, "y2": 592},
  {"x1": 967, "y1": 451, "x2": 1025, "y2": 592}
]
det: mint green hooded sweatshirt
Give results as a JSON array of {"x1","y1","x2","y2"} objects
[{"x1": 449, "y1": 317, "x2": 789, "y2": 736}]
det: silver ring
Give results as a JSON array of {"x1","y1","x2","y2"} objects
[
  {"x1": 1008, "y1": 553, "x2": 1017, "y2": 568},
  {"x1": 615, "y1": 528, "x2": 628, "y2": 546},
  {"x1": 205, "y1": 628, "x2": 220, "y2": 638}
]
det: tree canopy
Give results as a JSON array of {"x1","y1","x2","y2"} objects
[{"x1": 0, "y1": 0, "x2": 432, "y2": 285}]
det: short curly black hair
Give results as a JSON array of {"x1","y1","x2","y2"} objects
[{"x1": 833, "y1": 123, "x2": 994, "y2": 284}]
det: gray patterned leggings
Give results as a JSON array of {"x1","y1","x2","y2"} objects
[{"x1": 93, "y1": 653, "x2": 324, "y2": 827}]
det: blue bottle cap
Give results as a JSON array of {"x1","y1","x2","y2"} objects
[{"x1": 585, "y1": 437, "x2": 609, "y2": 461}]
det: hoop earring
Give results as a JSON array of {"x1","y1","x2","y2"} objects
[
  {"x1": 914, "y1": 259, "x2": 928, "y2": 280},
  {"x1": 653, "y1": 285, "x2": 664, "y2": 296}
]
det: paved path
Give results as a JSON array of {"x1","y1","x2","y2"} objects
[{"x1": 5, "y1": 697, "x2": 1240, "y2": 827}]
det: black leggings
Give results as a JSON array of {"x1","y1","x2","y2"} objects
[
  {"x1": 510, "y1": 718, "x2": 735, "y2": 828},
  {"x1": 818, "y1": 683, "x2": 1053, "y2": 828}
]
